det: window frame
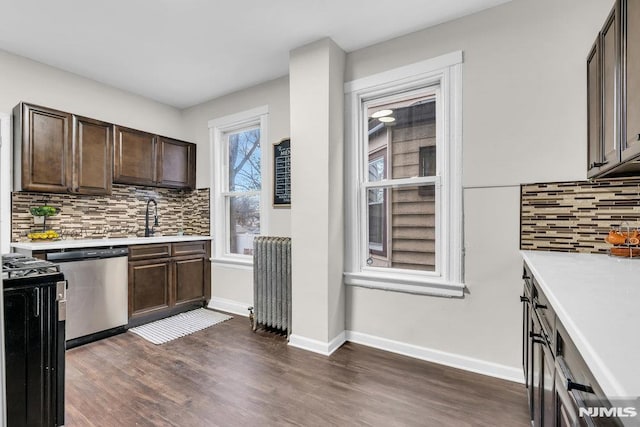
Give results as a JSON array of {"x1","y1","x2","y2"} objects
[
  {"x1": 344, "y1": 51, "x2": 464, "y2": 297},
  {"x1": 367, "y1": 149, "x2": 388, "y2": 257},
  {"x1": 209, "y1": 105, "x2": 269, "y2": 268}
]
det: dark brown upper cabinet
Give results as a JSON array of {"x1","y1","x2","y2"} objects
[
  {"x1": 13, "y1": 103, "x2": 112, "y2": 195},
  {"x1": 622, "y1": 0, "x2": 640, "y2": 161},
  {"x1": 600, "y1": 6, "x2": 620, "y2": 172},
  {"x1": 73, "y1": 116, "x2": 113, "y2": 194},
  {"x1": 588, "y1": 0, "x2": 640, "y2": 178},
  {"x1": 157, "y1": 137, "x2": 196, "y2": 189},
  {"x1": 114, "y1": 128, "x2": 196, "y2": 190},
  {"x1": 113, "y1": 126, "x2": 157, "y2": 186},
  {"x1": 15, "y1": 103, "x2": 197, "y2": 192},
  {"x1": 587, "y1": 40, "x2": 602, "y2": 178}
]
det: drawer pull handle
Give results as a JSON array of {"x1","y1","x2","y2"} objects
[
  {"x1": 568, "y1": 380, "x2": 594, "y2": 394},
  {"x1": 520, "y1": 295, "x2": 530, "y2": 303},
  {"x1": 535, "y1": 303, "x2": 547, "y2": 310},
  {"x1": 529, "y1": 332, "x2": 547, "y2": 345},
  {"x1": 557, "y1": 356, "x2": 595, "y2": 395}
]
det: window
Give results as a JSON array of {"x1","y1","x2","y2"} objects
[
  {"x1": 368, "y1": 151, "x2": 387, "y2": 257},
  {"x1": 209, "y1": 106, "x2": 269, "y2": 266},
  {"x1": 344, "y1": 51, "x2": 463, "y2": 297}
]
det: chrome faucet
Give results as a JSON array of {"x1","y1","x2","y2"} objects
[{"x1": 144, "y1": 198, "x2": 159, "y2": 237}]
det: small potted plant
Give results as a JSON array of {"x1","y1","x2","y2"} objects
[{"x1": 30, "y1": 205, "x2": 57, "y2": 232}]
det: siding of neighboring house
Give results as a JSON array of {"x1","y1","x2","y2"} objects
[
  {"x1": 367, "y1": 117, "x2": 437, "y2": 271},
  {"x1": 390, "y1": 122, "x2": 436, "y2": 271}
]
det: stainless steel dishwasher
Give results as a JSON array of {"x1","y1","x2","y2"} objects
[{"x1": 46, "y1": 247, "x2": 128, "y2": 348}]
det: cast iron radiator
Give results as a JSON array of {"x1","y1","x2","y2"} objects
[{"x1": 249, "y1": 236, "x2": 292, "y2": 336}]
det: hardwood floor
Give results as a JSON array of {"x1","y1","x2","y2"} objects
[{"x1": 65, "y1": 314, "x2": 530, "y2": 426}]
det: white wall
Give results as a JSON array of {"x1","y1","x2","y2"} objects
[
  {"x1": 170, "y1": 0, "x2": 613, "y2": 378},
  {"x1": 0, "y1": 50, "x2": 186, "y2": 140},
  {"x1": 181, "y1": 76, "x2": 291, "y2": 312},
  {"x1": 343, "y1": 0, "x2": 614, "y2": 378},
  {"x1": 347, "y1": 0, "x2": 614, "y2": 187},
  {"x1": 0, "y1": 0, "x2": 616, "y2": 380},
  {"x1": 0, "y1": 113, "x2": 10, "y2": 253},
  {"x1": 0, "y1": 49, "x2": 188, "y2": 256}
]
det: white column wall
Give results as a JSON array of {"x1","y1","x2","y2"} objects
[{"x1": 289, "y1": 39, "x2": 345, "y2": 347}]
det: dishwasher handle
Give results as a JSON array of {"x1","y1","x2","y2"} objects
[{"x1": 46, "y1": 247, "x2": 128, "y2": 262}]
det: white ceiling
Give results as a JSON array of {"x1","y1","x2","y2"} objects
[{"x1": 0, "y1": 0, "x2": 511, "y2": 109}]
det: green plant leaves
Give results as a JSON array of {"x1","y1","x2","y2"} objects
[{"x1": 30, "y1": 206, "x2": 57, "y2": 217}]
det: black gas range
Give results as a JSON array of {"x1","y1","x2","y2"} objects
[{"x1": 2, "y1": 253, "x2": 66, "y2": 427}]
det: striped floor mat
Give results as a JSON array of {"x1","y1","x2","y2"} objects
[{"x1": 129, "y1": 308, "x2": 232, "y2": 344}]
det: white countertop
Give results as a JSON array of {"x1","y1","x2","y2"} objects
[
  {"x1": 521, "y1": 250, "x2": 640, "y2": 398},
  {"x1": 11, "y1": 235, "x2": 212, "y2": 251}
]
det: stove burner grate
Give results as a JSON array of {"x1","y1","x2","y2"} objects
[{"x1": 2, "y1": 254, "x2": 60, "y2": 279}]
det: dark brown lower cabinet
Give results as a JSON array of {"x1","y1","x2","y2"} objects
[
  {"x1": 175, "y1": 257, "x2": 206, "y2": 306},
  {"x1": 522, "y1": 263, "x2": 624, "y2": 427},
  {"x1": 128, "y1": 241, "x2": 211, "y2": 326},
  {"x1": 128, "y1": 259, "x2": 171, "y2": 318}
]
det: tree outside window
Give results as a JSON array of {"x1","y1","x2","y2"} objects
[{"x1": 227, "y1": 128, "x2": 261, "y2": 255}]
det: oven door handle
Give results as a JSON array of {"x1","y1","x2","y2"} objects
[
  {"x1": 33, "y1": 287, "x2": 40, "y2": 318},
  {"x1": 56, "y1": 281, "x2": 67, "y2": 322}
]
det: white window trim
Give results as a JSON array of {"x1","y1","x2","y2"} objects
[
  {"x1": 344, "y1": 51, "x2": 464, "y2": 298},
  {"x1": 209, "y1": 105, "x2": 269, "y2": 268}
]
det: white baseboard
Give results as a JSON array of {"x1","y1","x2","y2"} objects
[
  {"x1": 208, "y1": 297, "x2": 251, "y2": 317},
  {"x1": 288, "y1": 331, "x2": 346, "y2": 356},
  {"x1": 206, "y1": 297, "x2": 522, "y2": 383},
  {"x1": 345, "y1": 330, "x2": 523, "y2": 384}
]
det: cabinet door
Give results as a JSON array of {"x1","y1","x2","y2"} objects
[
  {"x1": 623, "y1": 0, "x2": 640, "y2": 160},
  {"x1": 587, "y1": 40, "x2": 603, "y2": 177},
  {"x1": 522, "y1": 282, "x2": 534, "y2": 417},
  {"x1": 601, "y1": 5, "x2": 620, "y2": 171},
  {"x1": 114, "y1": 126, "x2": 157, "y2": 186},
  {"x1": 129, "y1": 259, "x2": 171, "y2": 318},
  {"x1": 174, "y1": 257, "x2": 206, "y2": 306},
  {"x1": 157, "y1": 137, "x2": 196, "y2": 189},
  {"x1": 541, "y1": 345, "x2": 555, "y2": 427},
  {"x1": 73, "y1": 115, "x2": 113, "y2": 195},
  {"x1": 17, "y1": 103, "x2": 71, "y2": 193}
]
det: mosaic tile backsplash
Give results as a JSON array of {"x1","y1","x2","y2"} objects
[
  {"x1": 12, "y1": 185, "x2": 210, "y2": 242},
  {"x1": 521, "y1": 179, "x2": 640, "y2": 254}
]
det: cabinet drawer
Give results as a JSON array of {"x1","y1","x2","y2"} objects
[
  {"x1": 129, "y1": 244, "x2": 171, "y2": 260},
  {"x1": 556, "y1": 322, "x2": 609, "y2": 409},
  {"x1": 171, "y1": 241, "x2": 207, "y2": 257}
]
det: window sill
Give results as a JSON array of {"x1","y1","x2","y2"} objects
[
  {"x1": 211, "y1": 256, "x2": 253, "y2": 271},
  {"x1": 343, "y1": 272, "x2": 465, "y2": 298}
]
